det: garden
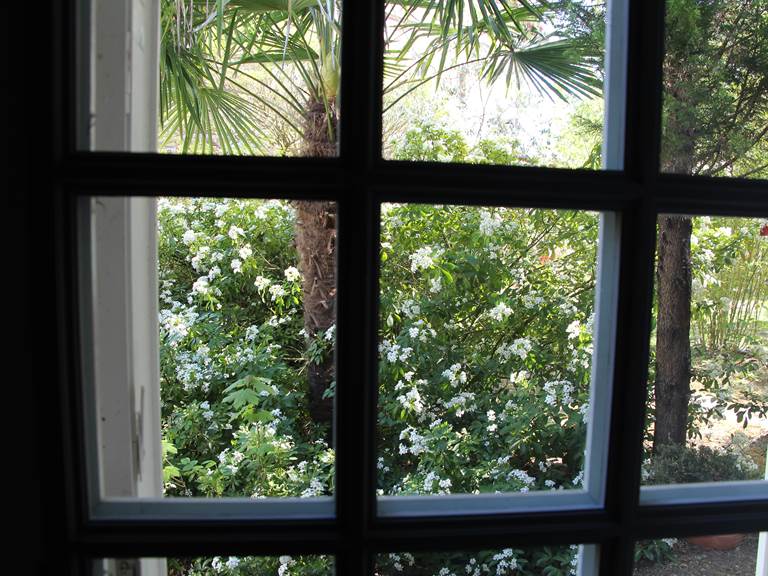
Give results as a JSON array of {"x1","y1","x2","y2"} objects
[{"x1": 150, "y1": 1, "x2": 767, "y2": 575}]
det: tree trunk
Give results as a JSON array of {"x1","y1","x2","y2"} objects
[
  {"x1": 653, "y1": 214, "x2": 693, "y2": 451},
  {"x1": 294, "y1": 96, "x2": 337, "y2": 428}
]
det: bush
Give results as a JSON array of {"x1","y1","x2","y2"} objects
[{"x1": 645, "y1": 444, "x2": 759, "y2": 485}]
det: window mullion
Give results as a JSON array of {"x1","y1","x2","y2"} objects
[{"x1": 335, "y1": 0, "x2": 382, "y2": 574}]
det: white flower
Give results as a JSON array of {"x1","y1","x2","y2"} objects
[
  {"x1": 238, "y1": 245, "x2": 252, "y2": 259},
  {"x1": 284, "y1": 266, "x2": 301, "y2": 282},
  {"x1": 225, "y1": 557, "x2": 240, "y2": 569},
  {"x1": 410, "y1": 246, "x2": 443, "y2": 272},
  {"x1": 269, "y1": 285, "x2": 286, "y2": 301},
  {"x1": 479, "y1": 209, "x2": 503, "y2": 236},
  {"x1": 442, "y1": 363, "x2": 467, "y2": 387},
  {"x1": 230, "y1": 259, "x2": 242, "y2": 273},
  {"x1": 192, "y1": 276, "x2": 211, "y2": 296},
  {"x1": 182, "y1": 229, "x2": 198, "y2": 245},
  {"x1": 489, "y1": 302, "x2": 513, "y2": 321},
  {"x1": 522, "y1": 293, "x2": 544, "y2": 309},
  {"x1": 567, "y1": 320, "x2": 581, "y2": 340},
  {"x1": 402, "y1": 299, "x2": 421, "y2": 318},
  {"x1": 228, "y1": 225, "x2": 244, "y2": 240},
  {"x1": 324, "y1": 324, "x2": 335, "y2": 341},
  {"x1": 497, "y1": 338, "x2": 532, "y2": 361},
  {"x1": 430, "y1": 276, "x2": 442, "y2": 293},
  {"x1": 254, "y1": 276, "x2": 271, "y2": 290}
]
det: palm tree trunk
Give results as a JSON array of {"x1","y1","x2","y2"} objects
[{"x1": 295, "y1": 96, "x2": 337, "y2": 428}]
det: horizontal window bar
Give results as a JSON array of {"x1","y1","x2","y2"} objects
[
  {"x1": 378, "y1": 491, "x2": 600, "y2": 518},
  {"x1": 92, "y1": 497, "x2": 335, "y2": 521},
  {"x1": 639, "y1": 482, "x2": 768, "y2": 508}
]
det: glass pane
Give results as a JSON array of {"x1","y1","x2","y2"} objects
[
  {"x1": 375, "y1": 544, "x2": 597, "y2": 576},
  {"x1": 641, "y1": 215, "x2": 768, "y2": 487},
  {"x1": 85, "y1": 197, "x2": 337, "y2": 499},
  {"x1": 378, "y1": 205, "x2": 599, "y2": 496},
  {"x1": 83, "y1": 0, "x2": 342, "y2": 156},
  {"x1": 94, "y1": 556, "x2": 333, "y2": 576},
  {"x1": 660, "y1": 1, "x2": 768, "y2": 178},
  {"x1": 382, "y1": 1, "x2": 607, "y2": 169},
  {"x1": 634, "y1": 534, "x2": 766, "y2": 576}
]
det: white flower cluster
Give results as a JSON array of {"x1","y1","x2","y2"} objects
[
  {"x1": 380, "y1": 340, "x2": 413, "y2": 363},
  {"x1": 182, "y1": 229, "x2": 198, "y2": 245},
  {"x1": 159, "y1": 306, "x2": 199, "y2": 344},
  {"x1": 496, "y1": 338, "x2": 532, "y2": 361},
  {"x1": 430, "y1": 276, "x2": 443, "y2": 293},
  {"x1": 278, "y1": 555, "x2": 295, "y2": 576},
  {"x1": 423, "y1": 471, "x2": 452, "y2": 494},
  {"x1": 543, "y1": 380, "x2": 574, "y2": 407},
  {"x1": 300, "y1": 478, "x2": 325, "y2": 498},
  {"x1": 401, "y1": 299, "x2": 421, "y2": 318},
  {"x1": 489, "y1": 302, "x2": 513, "y2": 321},
  {"x1": 253, "y1": 275, "x2": 271, "y2": 290},
  {"x1": 479, "y1": 209, "x2": 504, "y2": 236},
  {"x1": 442, "y1": 363, "x2": 467, "y2": 387},
  {"x1": 436, "y1": 567, "x2": 457, "y2": 576},
  {"x1": 492, "y1": 549, "x2": 519, "y2": 574},
  {"x1": 522, "y1": 292, "x2": 544, "y2": 308},
  {"x1": 443, "y1": 392, "x2": 476, "y2": 417},
  {"x1": 227, "y1": 225, "x2": 244, "y2": 240},
  {"x1": 566, "y1": 320, "x2": 581, "y2": 340},
  {"x1": 399, "y1": 426, "x2": 428, "y2": 455},
  {"x1": 388, "y1": 552, "x2": 415, "y2": 572},
  {"x1": 284, "y1": 266, "x2": 301, "y2": 282},
  {"x1": 410, "y1": 246, "x2": 443, "y2": 273},
  {"x1": 408, "y1": 320, "x2": 437, "y2": 342},
  {"x1": 396, "y1": 382, "x2": 424, "y2": 414},
  {"x1": 211, "y1": 556, "x2": 240, "y2": 572},
  {"x1": 464, "y1": 558, "x2": 488, "y2": 576},
  {"x1": 269, "y1": 284, "x2": 287, "y2": 301}
]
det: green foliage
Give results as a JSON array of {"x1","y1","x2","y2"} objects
[
  {"x1": 645, "y1": 444, "x2": 760, "y2": 485},
  {"x1": 661, "y1": 0, "x2": 768, "y2": 177},
  {"x1": 634, "y1": 539, "x2": 677, "y2": 567}
]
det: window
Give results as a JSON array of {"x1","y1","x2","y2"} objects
[{"x1": 41, "y1": 1, "x2": 768, "y2": 576}]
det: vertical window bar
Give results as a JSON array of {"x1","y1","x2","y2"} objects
[{"x1": 336, "y1": 0, "x2": 383, "y2": 574}]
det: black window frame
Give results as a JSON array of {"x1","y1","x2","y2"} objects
[{"x1": 35, "y1": 0, "x2": 768, "y2": 575}]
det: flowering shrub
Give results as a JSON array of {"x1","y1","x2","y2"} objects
[
  {"x1": 158, "y1": 197, "x2": 597, "y2": 574},
  {"x1": 378, "y1": 205, "x2": 598, "y2": 496},
  {"x1": 375, "y1": 546, "x2": 582, "y2": 576},
  {"x1": 168, "y1": 556, "x2": 332, "y2": 576},
  {"x1": 158, "y1": 198, "x2": 335, "y2": 499}
]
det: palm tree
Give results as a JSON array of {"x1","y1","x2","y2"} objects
[{"x1": 159, "y1": 0, "x2": 602, "y2": 428}]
